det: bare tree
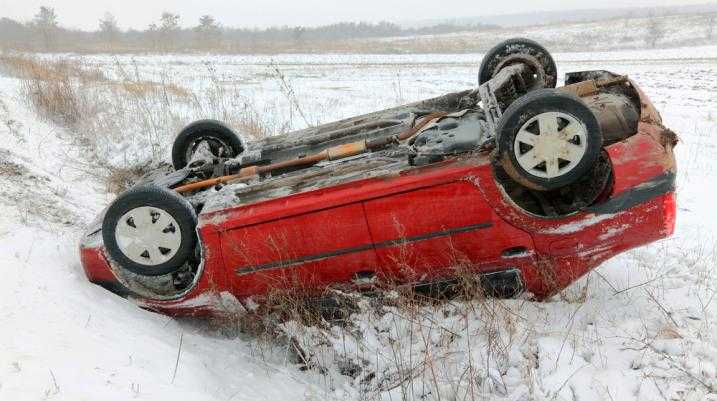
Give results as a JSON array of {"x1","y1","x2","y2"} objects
[
  {"x1": 0, "y1": 13, "x2": 499, "y2": 53},
  {"x1": 159, "y1": 12, "x2": 180, "y2": 50},
  {"x1": 293, "y1": 26, "x2": 305, "y2": 44},
  {"x1": 194, "y1": 15, "x2": 221, "y2": 48},
  {"x1": 147, "y1": 23, "x2": 160, "y2": 51},
  {"x1": 646, "y1": 18, "x2": 665, "y2": 48},
  {"x1": 99, "y1": 12, "x2": 119, "y2": 45},
  {"x1": 32, "y1": 6, "x2": 58, "y2": 49}
]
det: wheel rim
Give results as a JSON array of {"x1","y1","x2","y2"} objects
[
  {"x1": 114, "y1": 206, "x2": 182, "y2": 266},
  {"x1": 513, "y1": 111, "x2": 588, "y2": 179}
]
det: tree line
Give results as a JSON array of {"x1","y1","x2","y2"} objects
[{"x1": 0, "y1": 7, "x2": 499, "y2": 53}]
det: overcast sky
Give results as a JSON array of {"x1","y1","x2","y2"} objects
[{"x1": 0, "y1": 0, "x2": 710, "y2": 30}]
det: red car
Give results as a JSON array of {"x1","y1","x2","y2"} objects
[{"x1": 80, "y1": 39, "x2": 677, "y2": 316}]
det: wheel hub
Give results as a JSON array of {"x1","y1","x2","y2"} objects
[
  {"x1": 186, "y1": 137, "x2": 231, "y2": 165},
  {"x1": 493, "y1": 53, "x2": 547, "y2": 90},
  {"x1": 514, "y1": 111, "x2": 588, "y2": 179},
  {"x1": 114, "y1": 206, "x2": 182, "y2": 267}
]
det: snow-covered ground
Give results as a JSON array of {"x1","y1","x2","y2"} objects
[
  {"x1": 371, "y1": 13, "x2": 717, "y2": 53},
  {"x1": 67, "y1": 45, "x2": 717, "y2": 127},
  {"x1": 0, "y1": 48, "x2": 715, "y2": 400}
]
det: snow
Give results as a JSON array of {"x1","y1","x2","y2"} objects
[
  {"x1": 597, "y1": 224, "x2": 630, "y2": 241},
  {"x1": 540, "y1": 213, "x2": 619, "y2": 235},
  {"x1": 1, "y1": 46, "x2": 716, "y2": 400},
  {"x1": 374, "y1": 13, "x2": 717, "y2": 54}
]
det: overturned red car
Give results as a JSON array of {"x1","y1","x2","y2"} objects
[{"x1": 80, "y1": 38, "x2": 677, "y2": 316}]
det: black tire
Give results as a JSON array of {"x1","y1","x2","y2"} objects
[
  {"x1": 479, "y1": 38, "x2": 557, "y2": 90},
  {"x1": 496, "y1": 89, "x2": 602, "y2": 191},
  {"x1": 102, "y1": 185, "x2": 197, "y2": 276},
  {"x1": 171, "y1": 119, "x2": 245, "y2": 170}
]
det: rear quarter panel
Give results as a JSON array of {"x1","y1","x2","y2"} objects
[{"x1": 475, "y1": 122, "x2": 675, "y2": 297}]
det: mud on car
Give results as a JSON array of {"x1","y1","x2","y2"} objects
[{"x1": 80, "y1": 38, "x2": 678, "y2": 316}]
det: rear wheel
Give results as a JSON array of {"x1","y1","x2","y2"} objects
[
  {"x1": 479, "y1": 38, "x2": 557, "y2": 90},
  {"x1": 172, "y1": 119, "x2": 245, "y2": 170},
  {"x1": 496, "y1": 89, "x2": 602, "y2": 191},
  {"x1": 102, "y1": 185, "x2": 197, "y2": 276}
]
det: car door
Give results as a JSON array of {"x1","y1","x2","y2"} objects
[
  {"x1": 220, "y1": 202, "x2": 378, "y2": 298},
  {"x1": 363, "y1": 179, "x2": 535, "y2": 283}
]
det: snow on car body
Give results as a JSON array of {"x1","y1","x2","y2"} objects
[{"x1": 79, "y1": 39, "x2": 677, "y2": 316}]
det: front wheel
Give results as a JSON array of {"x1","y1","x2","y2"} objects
[
  {"x1": 495, "y1": 89, "x2": 603, "y2": 191},
  {"x1": 102, "y1": 185, "x2": 198, "y2": 276}
]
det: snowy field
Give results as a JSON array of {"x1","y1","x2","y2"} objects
[
  {"x1": 72, "y1": 45, "x2": 717, "y2": 130},
  {"x1": 0, "y1": 48, "x2": 716, "y2": 400},
  {"x1": 370, "y1": 13, "x2": 717, "y2": 53}
]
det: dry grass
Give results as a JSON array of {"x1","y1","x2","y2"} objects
[
  {"x1": 114, "y1": 80, "x2": 191, "y2": 98},
  {"x1": 1, "y1": 56, "x2": 96, "y2": 126},
  {"x1": 0, "y1": 54, "x2": 275, "y2": 193},
  {"x1": 0, "y1": 55, "x2": 107, "y2": 82},
  {"x1": 104, "y1": 164, "x2": 152, "y2": 194},
  {"x1": 202, "y1": 261, "x2": 532, "y2": 401}
]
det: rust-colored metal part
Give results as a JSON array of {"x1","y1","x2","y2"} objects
[
  {"x1": 396, "y1": 112, "x2": 449, "y2": 140},
  {"x1": 327, "y1": 141, "x2": 367, "y2": 160},
  {"x1": 582, "y1": 93, "x2": 640, "y2": 143},
  {"x1": 560, "y1": 75, "x2": 629, "y2": 97},
  {"x1": 173, "y1": 174, "x2": 248, "y2": 193}
]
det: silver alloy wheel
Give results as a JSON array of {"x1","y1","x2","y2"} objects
[
  {"x1": 114, "y1": 206, "x2": 182, "y2": 266},
  {"x1": 513, "y1": 111, "x2": 588, "y2": 179}
]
